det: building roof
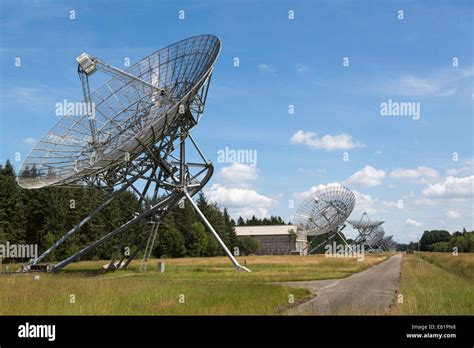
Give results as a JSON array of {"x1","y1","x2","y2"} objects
[{"x1": 235, "y1": 225, "x2": 297, "y2": 236}]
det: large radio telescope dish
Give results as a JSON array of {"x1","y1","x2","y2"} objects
[
  {"x1": 365, "y1": 225, "x2": 385, "y2": 247},
  {"x1": 294, "y1": 185, "x2": 356, "y2": 236},
  {"x1": 348, "y1": 212, "x2": 386, "y2": 252},
  {"x1": 19, "y1": 35, "x2": 250, "y2": 273},
  {"x1": 382, "y1": 235, "x2": 396, "y2": 251},
  {"x1": 18, "y1": 35, "x2": 220, "y2": 189}
]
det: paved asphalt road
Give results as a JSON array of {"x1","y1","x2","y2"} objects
[{"x1": 280, "y1": 253, "x2": 403, "y2": 315}]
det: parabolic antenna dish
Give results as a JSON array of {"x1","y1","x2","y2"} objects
[
  {"x1": 347, "y1": 218, "x2": 384, "y2": 229},
  {"x1": 18, "y1": 34, "x2": 220, "y2": 189},
  {"x1": 348, "y1": 212, "x2": 385, "y2": 248},
  {"x1": 366, "y1": 225, "x2": 385, "y2": 247},
  {"x1": 294, "y1": 185, "x2": 356, "y2": 236},
  {"x1": 19, "y1": 35, "x2": 250, "y2": 273},
  {"x1": 382, "y1": 235, "x2": 395, "y2": 249}
]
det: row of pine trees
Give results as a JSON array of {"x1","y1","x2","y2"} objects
[{"x1": 0, "y1": 160, "x2": 286, "y2": 262}]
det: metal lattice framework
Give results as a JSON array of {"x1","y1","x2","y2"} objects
[
  {"x1": 18, "y1": 35, "x2": 220, "y2": 189},
  {"x1": 365, "y1": 225, "x2": 385, "y2": 251},
  {"x1": 19, "y1": 35, "x2": 250, "y2": 273},
  {"x1": 347, "y1": 212, "x2": 385, "y2": 252},
  {"x1": 381, "y1": 235, "x2": 397, "y2": 251},
  {"x1": 294, "y1": 185, "x2": 356, "y2": 253}
]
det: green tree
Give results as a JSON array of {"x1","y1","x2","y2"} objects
[
  {"x1": 195, "y1": 194, "x2": 229, "y2": 255},
  {"x1": 186, "y1": 221, "x2": 208, "y2": 256},
  {"x1": 237, "y1": 236, "x2": 259, "y2": 255},
  {"x1": 155, "y1": 225, "x2": 186, "y2": 258},
  {"x1": 432, "y1": 241, "x2": 449, "y2": 252},
  {"x1": 205, "y1": 233, "x2": 220, "y2": 256},
  {"x1": 0, "y1": 160, "x2": 26, "y2": 243},
  {"x1": 468, "y1": 233, "x2": 474, "y2": 252},
  {"x1": 223, "y1": 208, "x2": 238, "y2": 250},
  {"x1": 451, "y1": 235, "x2": 468, "y2": 252},
  {"x1": 242, "y1": 215, "x2": 287, "y2": 226},
  {"x1": 419, "y1": 230, "x2": 451, "y2": 251}
]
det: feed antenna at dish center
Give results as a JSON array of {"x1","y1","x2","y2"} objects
[{"x1": 18, "y1": 34, "x2": 250, "y2": 273}]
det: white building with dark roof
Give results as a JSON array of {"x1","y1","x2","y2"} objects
[{"x1": 235, "y1": 225, "x2": 307, "y2": 255}]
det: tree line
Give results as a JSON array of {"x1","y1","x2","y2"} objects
[
  {"x1": 403, "y1": 229, "x2": 474, "y2": 253},
  {"x1": 236, "y1": 215, "x2": 288, "y2": 226},
  {"x1": 0, "y1": 160, "x2": 287, "y2": 262}
]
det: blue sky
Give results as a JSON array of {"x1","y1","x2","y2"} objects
[{"x1": 0, "y1": 0, "x2": 472, "y2": 243}]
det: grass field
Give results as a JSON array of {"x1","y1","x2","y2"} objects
[
  {"x1": 419, "y1": 252, "x2": 474, "y2": 281},
  {"x1": 0, "y1": 254, "x2": 387, "y2": 315},
  {"x1": 391, "y1": 253, "x2": 474, "y2": 315}
]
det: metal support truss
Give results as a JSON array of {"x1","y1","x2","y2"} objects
[
  {"x1": 307, "y1": 232, "x2": 338, "y2": 254},
  {"x1": 305, "y1": 224, "x2": 352, "y2": 254},
  {"x1": 347, "y1": 212, "x2": 385, "y2": 253},
  {"x1": 184, "y1": 190, "x2": 249, "y2": 272},
  {"x1": 23, "y1": 105, "x2": 250, "y2": 273},
  {"x1": 19, "y1": 36, "x2": 248, "y2": 273}
]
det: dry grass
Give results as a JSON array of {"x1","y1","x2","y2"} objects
[
  {"x1": 419, "y1": 252, "x2": 474, "y2": 281},
  {"x1": 391, "y1": 254, "x2": 474, "y2": 315},
  {"x1": 0, "y1": 273, "x2": 309, "y2": 315},
  {"x1": 0, "y1": 254, "x2": 388, "y2": 315},
  {"x1": 65, "y1": 254, "x2": 388, "y2": 282}
]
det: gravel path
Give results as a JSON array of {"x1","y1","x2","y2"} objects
[{"x1": 281, "y1": 253, "x2": 403, "y2": 315}]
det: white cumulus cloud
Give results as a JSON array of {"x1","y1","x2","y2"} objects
[
  {"x1": 445, "y1": 159, "x2": 474, "y2": 176},
  {"x1": 293, "y1": 182, "x2": 342, "y2": 200},
  {"x1": 422, "y1": 175, "x2": 474, "y2": 198},
  {"x1": 446, "y1": 211, "x2": 461, "y2": 219},
  {"x1": 345, "y1": 165, "x2": 386, "y2": 187},
  {"x1": 290, "y1": 130, "x2": 363, "y2": 151},
  {"x1": 390, "y1": 166, "x2": 438, "y2": 181},
  {"x1": 374, "y1": 67, "x2": 474, "y2": 97},
  {"x1": 351, "y1": 190, "x2": 378, "y2": 215},
  {"x1": 219, "y1": 163, "x2": 258, "y2": 187},
  {"x1": 204, "y1": 184, "x2": 278, "y2": 219},
  {"x1": 232, "y1": 207, "x2": 271, "y2": 219},
  {"x1": 406, "y1": 218, "x2": 422, "y2": 227}
]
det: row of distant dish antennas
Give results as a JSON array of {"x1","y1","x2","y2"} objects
[
  {"x1": 347, "y1": 212, "x2": 395, "y2": 252},
  {"x1": 294, "y1": 185, "x2": 394, "y2": 253}
]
